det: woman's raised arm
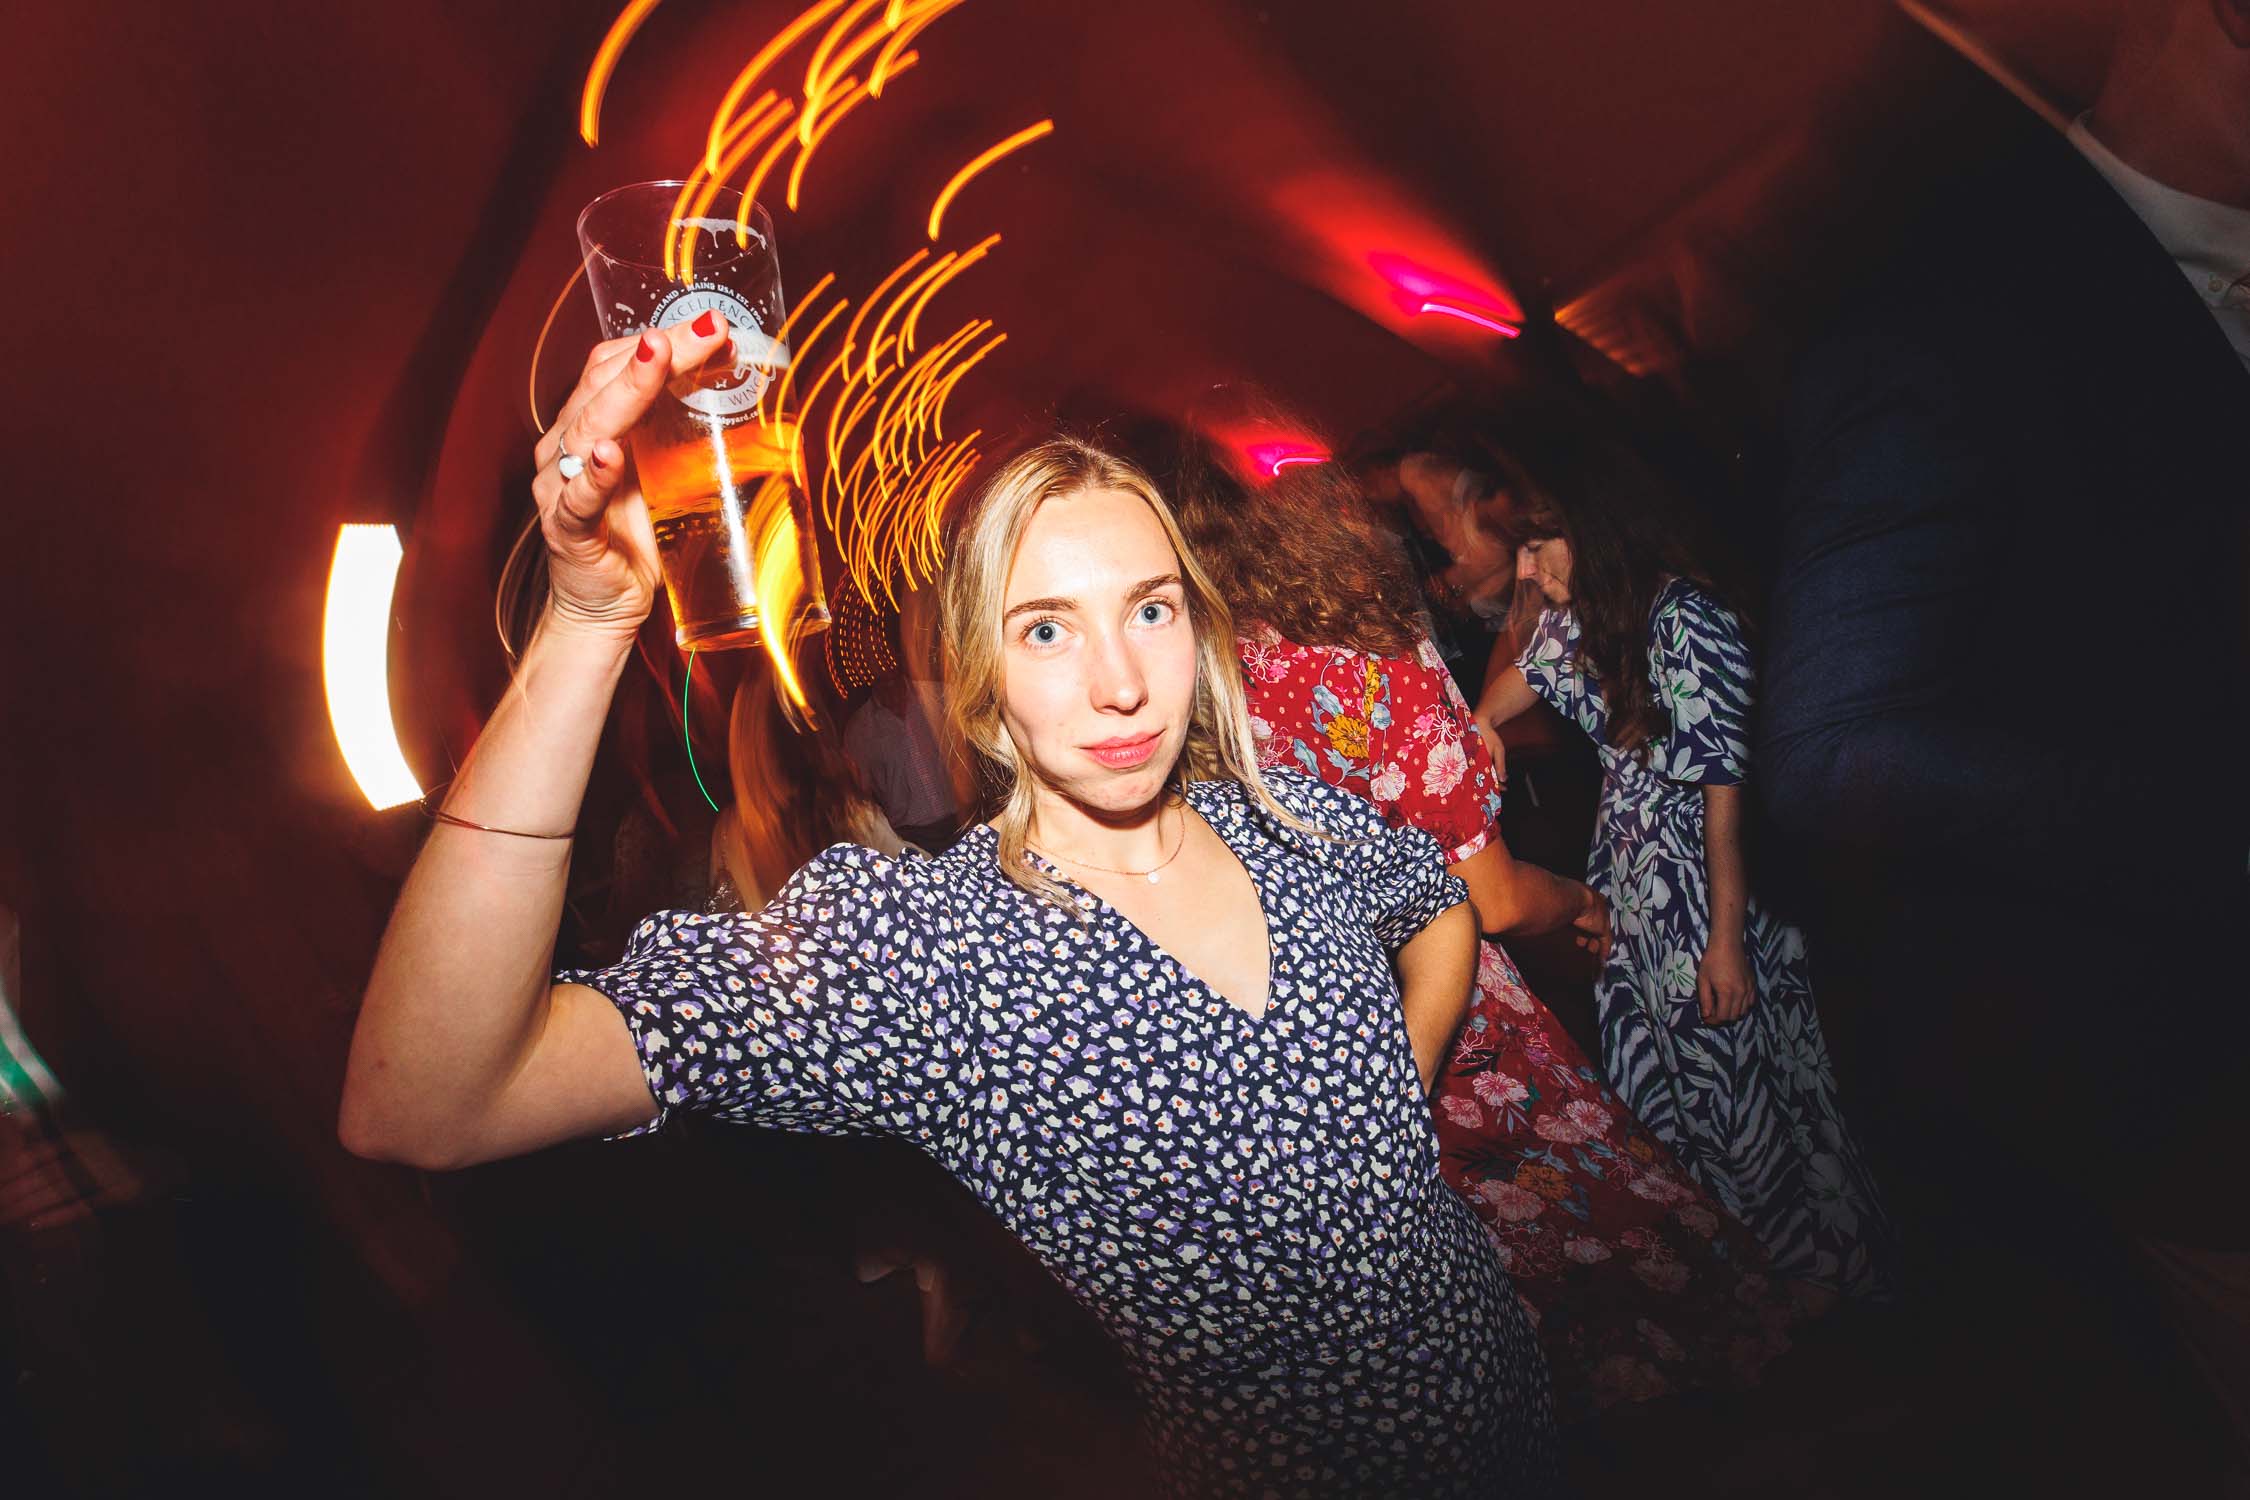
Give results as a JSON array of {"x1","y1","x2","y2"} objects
[{"x1": 339, "y1": 317, "x2": 733, "y2": 1170}]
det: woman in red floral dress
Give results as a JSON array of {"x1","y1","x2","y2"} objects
[{"x1": 1171, "y1": 427, "x2": 1797, "y2": 1418}]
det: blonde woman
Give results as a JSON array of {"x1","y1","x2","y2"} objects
[{"x1": 339, "y1": 318, "x2": 1557, "y2": 1496}]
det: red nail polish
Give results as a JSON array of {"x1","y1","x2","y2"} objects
[
  {"x1": 589, "y1": 444, "x2": 611, "y2": 470},
  {"x1": 691, "y1": 310, "x2": 717, "y2": 338},
  {"x1": 635, "y1": 333, "x2": 659, "y2": 363}
]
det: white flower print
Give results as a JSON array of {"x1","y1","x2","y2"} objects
[{"x1": 1421, "y1": 735, "x2": 1468, "y2": 799}]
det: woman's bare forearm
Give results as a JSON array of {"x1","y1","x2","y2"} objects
[
  {"x1": 1396, "y1": 902, "x2": 1478, "y2": 1091},
  {"x1": 339, "y1": 614, "x2": 636, "y2": 1165},
  {"x1": 1476, "y1": 667, "x2": 1539, "y2": 731},
  {"x1": 1702, "y1": 783, "x2": 1749, "y2": 944}
]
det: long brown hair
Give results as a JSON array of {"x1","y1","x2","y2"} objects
[
  {"x1": 940, "y1": 434, "x2": 1304, "y2": 909},
  {"x1": 1166, "y1": 413, "x2": 1427, "y2": 659},
  {"x1": 1483, "y1": 392, "x2": 1733, "y2": 755}
]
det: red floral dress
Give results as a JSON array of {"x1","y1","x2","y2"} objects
[{"x1": 1238, "y1": 628, "x2": 1798, "y2": 1418}]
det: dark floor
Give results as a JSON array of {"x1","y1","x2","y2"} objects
[{"x1": 5, "y1": 1088, "x2": 2239, "y2": 1500}]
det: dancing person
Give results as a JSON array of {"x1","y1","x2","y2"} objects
[
  {"x1": 1170, "y1": 424, "x2": 1798, "y2": 1417},
  {"x1": 338, "y1": 316, "x2": 1557, "y2": 1497},
  {"x1": 1473, "y1": 401, "x2": 1893, "y2": 1302}
]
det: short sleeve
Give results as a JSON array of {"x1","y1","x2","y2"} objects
[
  {"x1": 1257, "y1": 769, "x2": 1470, "y2": 951},
  {"x1": 559, "y1": 844, "x2": 964, "y2": 1142},
  {"x1": 1515, "y1": 607, "x2": 1601, "y2": 739},
  {"x1": 1648, "y1": 583, "x2": 1754, "y2": 786},
  {"x1": 1367, "y1": 639, "x2": 1504, "y2": 864}
]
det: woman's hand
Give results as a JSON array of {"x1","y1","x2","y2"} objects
[
  {"x1": 1476, "y1": 719, "x2": 1508, "y2": 793},
  {"x1": 1569, "y1": 883, "x2": 1612, "y2": 965},
  {"x1": 1695, "y1": 933, "x2": 1756, "y2": 1024},
  {"x1": 530, "y1": 316, "x2": 735, "y2": 640}
]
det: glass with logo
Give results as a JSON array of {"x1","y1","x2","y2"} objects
[{"x1": 576, "y1": 181, "x2": 828, "y2": 651}]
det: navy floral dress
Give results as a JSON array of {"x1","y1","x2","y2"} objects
[
  {"x1": 564, "y1": 769, "x2": 1558, "y2": 1497},
  {"x1": 1517, "y1": 578, "x2": 1894, "y2": 1298}
]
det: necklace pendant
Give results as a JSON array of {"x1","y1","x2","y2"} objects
[{"x1": 1147, "y1": 870, "x2": 1161, "y2": 885}]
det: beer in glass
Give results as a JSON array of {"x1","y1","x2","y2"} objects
[{"x1": 576, "y1": 181, "x2": 828, "y2": 651}]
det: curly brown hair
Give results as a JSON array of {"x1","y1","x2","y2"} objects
[{"x1": 1166, "y1": 417, "x2": 1428, "y2": 660}]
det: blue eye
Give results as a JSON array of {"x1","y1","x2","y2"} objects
[
  {"x1": 1137, "y1": 599, "x2": 1174, "y2": 625},
  {"x1": 1027, "y1": 620, "x2": 1061, "y2": 646}
]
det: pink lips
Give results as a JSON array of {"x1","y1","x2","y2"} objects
[{"x1": 1084, "y1": 731, "x2": 1161, "y2": 770}]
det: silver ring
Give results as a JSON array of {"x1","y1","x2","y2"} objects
[{"x1": 556, "y1": 445, "x2": 586, "y2": 481}]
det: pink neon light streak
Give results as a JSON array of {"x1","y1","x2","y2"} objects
[
  {"x1": 1416, "y1": 299, "x2": 1521, "y2": 337},
  {"x1": 1243, "y1": 440, "x2": 1331, "y2": 479}
]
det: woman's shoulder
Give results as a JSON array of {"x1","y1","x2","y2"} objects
[
  {"x1": 1652, "y1": 575, "x2": 1736, "y2": 624},
  {"x1": 1199, "y1": 767, "x2": 1387, "y2": 843},
  {"x1": 1649, "y1": 577, "x2": 1748, "y2": 655}
]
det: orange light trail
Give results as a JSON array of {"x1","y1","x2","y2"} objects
[
  {"x1": 799, "y1": 0, "x2": 888, "y2": 141},
  {"x1": 798, "y1": 345, "x2": 859, "y2": 532},
  {"x1": 678, "y1": 95, "x2": 792, "y2": 280},
  {"x1": 929, "y1": 329, "x2": 1005, "y2": 440},
  {"x1": 872, "y1": 0, "x2": 966, "y2": 94},
  {"x1": 756, "y1": 272, "x2": 841, "y2": 423},
  {"x1": 926, "y1": 118, "x2": 1052, "y2": 240},
  {"x1": 581, "y1": 0, "x2": 665, "y2": 147},
  {"x1": 786, "y1": 71, "x2": 867, "y2": 210},
  {"x1": 528, "y1": 260, "x2": 590, "y2": 434},
  {"x1": 905, "y1": 321, "x2": 993, "y2": 450},
  {"x1": 704, "y1": 0, "x2": 846, "y2": 171},
  {"x1": 749, "y1": 472, "x2": 812, "y2": 711},
  {"x1": 734, "y1": 107, "x2": 807, "y2": 248},
  {"x1": 871, "y1": 325, "x2": 960, "y2": 470},
  {"x1": 865, "y1": 252, "x2": 955, "y2": 378},
  {"x1": 781, "y1": 48, "x2": 918, "y2": 212},
  {"x1": 899, "y1": 231, "x2": 997, "y2": 361},
  {"x1": 839, "y1": 247, "x2": 930, "y2": 376},
  {"x1": 799, "y1": 7, "x2": 911, "y2": 148},
  {"x1": 667, "y1": 92, "x2": 784, "y2": 280}
]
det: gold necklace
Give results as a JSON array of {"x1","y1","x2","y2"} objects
[{"x1": 1032, "y1": 801, "x2": 1187, "y2": 885}]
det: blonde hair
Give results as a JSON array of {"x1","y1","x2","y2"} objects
[{"x1": 942, "y1": 434, "x2": 1304, "y2": 908}]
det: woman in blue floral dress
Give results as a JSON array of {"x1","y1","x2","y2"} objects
[
  {"x1": 341, "y1": 325, "x2": 1555, "y2": 1500},
  {"x1": 1476, "y1": 435, "x2": 1895, "y2": 1303}
]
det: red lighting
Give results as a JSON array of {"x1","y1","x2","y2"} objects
[
  {"x1": 1243, "y1": 440, "x2": 1331, "y2": 479},
  {"x1": 1416, "y1": 298, "x2": 1521, "y2": 337},
  {"x1": 1367, "y1": 250, "x2": 1522, "y2": 339}
]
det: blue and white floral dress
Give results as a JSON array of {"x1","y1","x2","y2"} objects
[
  {"x1": 565, "y1": 769, "x2": 1558, "y2": 1497},
  {"x1": 1517, "y1": 579, "x2": 1893, "y2": 1299}
]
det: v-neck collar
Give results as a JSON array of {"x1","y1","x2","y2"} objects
[{"x1": 968, "y1": 781, "x2": 1286, "y2": 1026}]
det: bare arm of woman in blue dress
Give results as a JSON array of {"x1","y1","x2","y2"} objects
[
  {"x1": 1396, "y1": 902, "x2": 1478, "y2": 1091},
  {"x1": 339, "y1": 319, "x2": 737, "y2": 1168},
  {"x1": 1695, "y1": 785, "x2": 1755, "y2": 1024}
]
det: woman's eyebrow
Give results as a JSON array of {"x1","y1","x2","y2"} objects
[
  {"x1": 1127, "y1": 572, "x2": 1184, "y2": 599},
  {"x1": 1003, "y1": 594, "x2": 1075, "y2": 622}
]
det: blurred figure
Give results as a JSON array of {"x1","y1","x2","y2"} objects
[
  {"x1": 842, "y1": 581, "x2": 970, "y2": 853},
  {"x1": 1171, "y1": 412, "x2": 1802, "y2": 1420},
  {"x1": 1756, "y1": 0, "x2": 2250, "y2": 1470},
  {"x1": 1352, "y1": 431, "x2": 1518, "y2": 698},
  {"x1": 1475, "y1": 393, "x2": 1895, "y2": 1303},
  {"x1": 710, "y1": 661, "x2": 905, "y2": 913}
]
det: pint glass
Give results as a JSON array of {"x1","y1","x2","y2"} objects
[{"x1": 576, "y1": 181, "x2": 829, "y2": 651}]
